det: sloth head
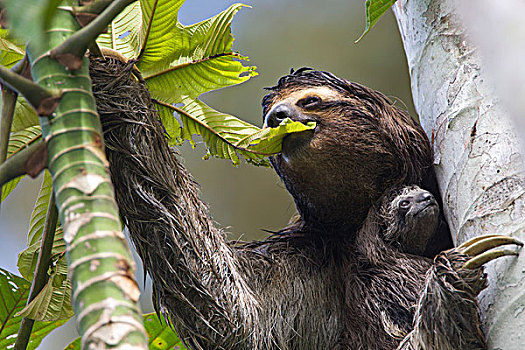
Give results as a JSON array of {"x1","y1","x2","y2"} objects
[
  {"x1": 380, "y1": 185, "x2": 440, "y2": 255},
  {"x1": 262, "y1": 68, "x2": 433, "y2": 231}
]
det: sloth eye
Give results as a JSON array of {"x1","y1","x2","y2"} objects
[
  {"x1": 297, "y1": 96, "x2": 321, "y2": 109},
  {"x1": 398, "y1": 199, "x2": 411, "y2": 210}
]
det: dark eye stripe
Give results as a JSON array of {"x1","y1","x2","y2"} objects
[{"x1": 297, "y1": 96, "x2": 321, "y2": 109}]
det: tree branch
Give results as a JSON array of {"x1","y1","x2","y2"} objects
[
  {"x1": 73, "y1": 0, "x2": 114, "y2": 15},
  {"x1": 51, "y1": 0, "x2": 135, "y2": 70},
  {"x1": 0, "y1": 64, "x2": 57, "y2": 115},
  {"x1": 0, "y1": 86, "x2": 17, "y2": 205},
  {"x1": 0, "y1": 140, "x2": 45, "y2": 187},
  {"x1": 0, "y1": 56, "x2": 28, "y2": 204},
  {"x1": 14, "y1": 190, "x2": 58, "y2": 350}
]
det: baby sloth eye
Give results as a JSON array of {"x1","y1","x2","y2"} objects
[
  {"x1": 297, "y1": 96, "x2": 322, "y2": 109},
  {"x1": 398, "y1": 199, "x2": 411, "y2": 211}
]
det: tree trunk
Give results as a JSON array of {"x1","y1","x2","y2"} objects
[{"x1": 393, "y1": 1, "x2": 525, "y2": 348}]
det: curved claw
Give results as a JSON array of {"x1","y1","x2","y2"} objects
[
  {"x1": 457, "y1": 234, "x2": 507, "y2": 249},
  {"x1": 463, "y1": 249, "x2": 519, "y2": 270},
  {"x1": 461, "y1": 236, "x2": 523, "y2": 256}
]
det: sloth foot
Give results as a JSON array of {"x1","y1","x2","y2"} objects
[{"x1": 457, "y1": 235, "x2": 523, "y2": 269}]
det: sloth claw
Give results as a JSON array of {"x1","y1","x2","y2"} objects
[
  {"x1": 458, "y1": 235, "x2": 523, "y2": 270},
  {"x1": 457, "y1": 234, "x2": 503, "y2": 249},
  {"x1": 461, "y1": 235, "x2": 523, "y2": 256},
  {"x1": 463, "y1": 249, "x2": 519, "y2": 270}
]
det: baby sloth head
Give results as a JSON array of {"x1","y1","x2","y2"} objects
[{"x1": 380, "y1": 185, "x2": 441, "y2": 256}]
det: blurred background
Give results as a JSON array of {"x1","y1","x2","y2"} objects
[{"x1": 0, "y1": 0, "x2": 415, "y2": 348}]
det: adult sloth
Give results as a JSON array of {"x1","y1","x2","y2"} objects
[
  {"x1": 92, "y1": 61, "x2": 518, "y2": 350},
  {"x1": 261, "y1": 68, "x2": 450, "y2": 257}
]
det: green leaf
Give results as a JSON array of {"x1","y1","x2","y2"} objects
[
  {"x1": 156, "y1": 103, "x2": 182, "y2": 145},
  {"x1": 17, "y1": 255, "x2": 73, "y2": 321},
  {"x1": 139, "y1": 2, "x2": 257, "y2": 103},
  {"x1": 0, "y1": 29, "x2": 25, "y2": 68},
  {"x1": 96, "y1": 2, "x2": 142, "y2": 59},
  {"x1": 11, "y1": 95, "x2": 40, "y2": 132},
  {"x1": 238, "y1": 118, "x2": 316, "y2": 157},
  {"x1": 26, "y1": 170, "x2": 54, "y2": 246},
  {"x1": 18, "y1": 228, "x2": 65, "y2": 282},
  {"x1": 162, "y1": 99, "x2": 316, "y2": 166},
  {"x1": 0, "y1": 30, "x2": 38, "y2": 132},
  {"x1": 168, "y1": 97, "x2": 260, "y2": 166},
  {"x1": 1, "y1": 125, "x2": 42, "y2": 202},
  {"x1": 11, "y1": 97, "x2": 39, "y2": 132},
  {"x1": 4, "y1": 0, "x2": 62, "y2": 52},
  {"x1": 356, "y1": 0, "x2": 397, "y2": 43},
  {"x1": 0, "y1": 93, "x2": 40, "y2": 134},
  {"x1": 0, "y1": 268, "x2": 68, "y2": 350},
  {"x1": 144, "y1": 312, "x2": 188, "y2": 350},
  {"x1": 16, "y1": 171, "x2": 72, "y2": 322},
  {"x1": 63, "y1": 312, "x2": 188, "y2": 350}
]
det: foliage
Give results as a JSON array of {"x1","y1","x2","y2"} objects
[
  {"x1": 0, "y1": 268, "x2": 67, "y2": 349},
  {"x1": 94, "y1": 0, "x2": 314, "y2": 166},
  {"x1": 1, "y1": 125, "x2": 41, "y2": 202},
  {"x1": 356, "y1": 0, "x2": 398, "y2": 43}
]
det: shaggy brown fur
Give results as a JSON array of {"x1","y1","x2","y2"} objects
[{"x1": 91, "y1": 60, "x2": 489, "y2": 349}]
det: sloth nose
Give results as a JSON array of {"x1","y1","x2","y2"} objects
[
  {"x1": 264, "y1": 103, "x2": 296, "y2": 128},
  {"x1": 415, "y1": 192, "x2": 434, "y2": 204}
]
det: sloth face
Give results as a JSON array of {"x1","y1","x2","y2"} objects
[
  {"x1": 383, "y1": 186, "x2": 440, "y2": 255},
  {"x1": 262, "y1": 69, "x2": 432, "y2": 229}
]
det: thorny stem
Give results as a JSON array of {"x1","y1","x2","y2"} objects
[
  {"x1": 13, "y1": 190, "x2": 58, "y2": 350},
  {"x1": 0, "y1": 64, "x2": 55, "y2": 111},
  {"x1": 0, "y1": 140, "x2": 45, "y2": 187},
  {"x1": 28, "y1": 1, "x2": 147, "y2": 347},
  {"x1": 52, "y1": 0, "x2": 135, "y2": 60}
]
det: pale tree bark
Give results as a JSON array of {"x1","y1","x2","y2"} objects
[
  {"x1": 393, "y1": 1, "x2": 525, "y2": 349},
  {"x1": 458, "y1": 0, "x2": 525, "y2": 156}
]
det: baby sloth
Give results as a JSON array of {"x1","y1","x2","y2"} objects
[
  {"x1": 365, "y1": 185, "x2": 523, "y2": 349},
  {"x1": 379, "y1": 185, "x2": 442, "y2": 256}
]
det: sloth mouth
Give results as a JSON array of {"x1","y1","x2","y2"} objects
[
  {"x1": 412, "y1": 201, "x2": 438, "y2": 217},
  {"x1": 281, "y1": 129, "x2": 315, "y2": 160}
]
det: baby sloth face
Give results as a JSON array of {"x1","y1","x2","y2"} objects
[{"x1": 382, "y1": 185, "x2": 440, "y2": 256}]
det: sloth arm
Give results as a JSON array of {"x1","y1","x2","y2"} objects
[{"x1": 99, "y1": 95, "x2": 340, "y2": 349}]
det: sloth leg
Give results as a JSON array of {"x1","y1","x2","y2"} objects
[{"x1": 398, "y1": 235, "x2": 522, "y2": 350}]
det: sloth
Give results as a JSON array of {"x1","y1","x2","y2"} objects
[
  {"x1": 377, "y1": 185, "x2": 443, "y2": 256},
  {"x1": 90, "y1": 59, "x2": 522, "y2": 350}
]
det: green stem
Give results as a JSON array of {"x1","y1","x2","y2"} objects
[
  {"x1": 52, "y1": 0, "x2": 135, "y2": 60},
  {"x1": 0, "y1": 65, "x2": 55, "y2": 112},
  {"x1": 13, "y1": 191, "x2": 58, "y2": 350},
  {"x1": 0, "y1": 87, "x2": 17, "y2": 162},
  {"x1": 27, "y1": 1, "x2": 147, "y2": 348},
  {"x1": 0, "y1": 87, "x2": 17, "y2": 205},
  {"x1": 0, "y1": 56, "x2": 28, "y2": 205},
  {"x1": 72, "y1": 0, "x2": 114, "y2": 14},
  {"x1": 0, "y1": 140, "x2": 45, "y2": 187}
]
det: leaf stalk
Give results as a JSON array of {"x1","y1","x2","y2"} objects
[{"x1": 13, "y1": 190, "x2": 58, "y2": 350}]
